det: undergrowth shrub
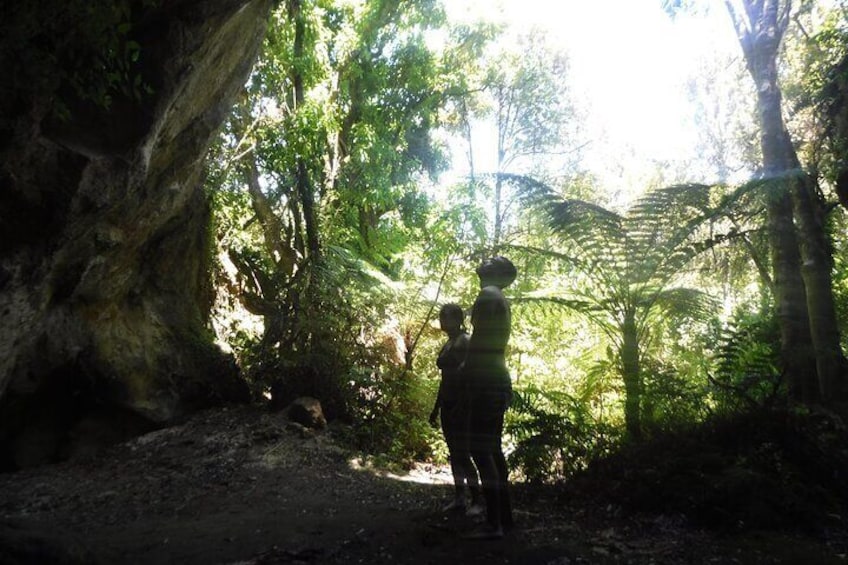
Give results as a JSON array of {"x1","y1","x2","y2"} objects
[
  {"x1": 708, "y1": 307, "x2": 783, "y2": 413},
  {"x1": 343, "y1": 362, "x2": 439, "y2": 468},
  {"x1": 567, "y1": 407, "x2": 848, "y2": 532},
  {"x1": 641, "y1": 358, "x2": 710, "y2": 436},
  {"x1": 507, "y1": 386, "x2": 620, "y2": 483}
]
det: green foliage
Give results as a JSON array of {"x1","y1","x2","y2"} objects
[
  {"x1": 0, "y1": 0, "x2": 158, "y2": 124},
  {"x1": 344, "y1": 364, "x2": 439, "y2": 468},
  {"x1": 247, "y1": 247, "x2": 398, "y2": 387},
  {"x1": 508, "y1": 174, "x2": 725, "y2": 437},
  {"x1": 783, "y1": 2, "x2": 848, "y2": 204},
  {"x1": 507, "y1": 386, "x2": 620, "y2": 483},
  {"x1": 203, "y1": 0, "x2": 848, "y2": 471},
  {"x1": 640, "y1": 357, "x2": 710, "y2": 434},
  {"x1": 832, "y1": 213, "x2": 848, "y2": 353},
  {"x1": 206, "y1": 0, "x2": 506, "y2": 469},
  {"x1": 483, "y1": 29, "x2": 576, "y2": 169},
  {"x1": 451, "y1": 28, "x2": 583, "y2": 249},
  {"x1": 708, "y1": 306, "x2": 784, "y2": 413},
  {"x1": 326, "y1": 19, "x2": 451, "y2": 268}
]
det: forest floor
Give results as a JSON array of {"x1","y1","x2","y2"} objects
[{"x1": 0, "y1": 405, "x2": 846, "y2": 564}]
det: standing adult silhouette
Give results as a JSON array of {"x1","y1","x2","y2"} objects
[
  {"x1": 464, "y1": 256, "x2": 516, "y2": 539},
  {"x1": 429, "y1": 303, "x2": 483, "y2": 515}
]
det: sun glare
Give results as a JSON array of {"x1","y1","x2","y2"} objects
[{"x1": 443, "y1": 0, "x2": 743, "y2": 198}]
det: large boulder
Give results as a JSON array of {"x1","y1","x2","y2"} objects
[{"x1": 0, "y1": 0, "x2": 273, "y2": 468}]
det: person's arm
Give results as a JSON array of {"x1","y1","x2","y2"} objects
[
  {"x1": 430, "y1": 339, "x2": 451, "y2": 426},
  {"x1": 429, "y1": 381, "x2": 442, "y2": 427},
  {"x1": 455, "y1": 332, "x2": 470, "y2": 369}
]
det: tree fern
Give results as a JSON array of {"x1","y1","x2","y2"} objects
[{"x1": 505, "y1": 173, "x2": 732, "y2": 438}]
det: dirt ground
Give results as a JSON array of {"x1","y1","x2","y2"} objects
[{"x1": 0, "y1": 405, "x2": 845, "y2": 564}]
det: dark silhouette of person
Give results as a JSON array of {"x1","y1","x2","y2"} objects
[
  {"x1": 464, "y1": 256, "x2": 516, "y2": 539},
  {"x1": 429, "y1": 303, "x2": 484, "y2": 515}
]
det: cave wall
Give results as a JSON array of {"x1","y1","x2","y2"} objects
[{"x1": 0, "y1": 0, "x2": 273, "y2": 467}]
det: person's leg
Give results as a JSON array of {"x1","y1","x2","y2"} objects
[
  {"x1": 467, "y1": 405, "x2": 504, "y2": 537},
  {"x1": 488, "y1": 400, "x2": 512, "y2": 529},
  {"x1": 442, "y1": 417, "x2": 467, "y2": 510},
  {"x1": 452, "y1": 423, "x2": 481, "y2": 492},
  {"x1": 454, "y1": 450, "x2": 482, "y2": 505},
  {"x1": 451, "y1": 412, "x2": 483, "y2": 513},
  {"x1": 446, "y1": 454, "x2": 466, "y2": 507},
  {"x1": 456, "y1": 451, "x2": 480, "y2": 489},
  {"x1": 494, "y1": 446, "x2": 513, "y2": 529},
  {"x1": 470, "y1": 450, "x2": 501, "y2": 531},
  {"x1": 461, "y1": 453, "x2": 484, "y2": 512}
]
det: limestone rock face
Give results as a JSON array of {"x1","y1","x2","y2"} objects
[{"x1": 0, "y1": 0, "x2": 272, "y2": 467}]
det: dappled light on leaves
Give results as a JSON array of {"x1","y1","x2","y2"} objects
[{"x1": 3, "y1": 0, "x2": 848, "y2": 562}]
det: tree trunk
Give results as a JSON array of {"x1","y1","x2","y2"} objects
[
  {"x1": 493, "y1": 173, "x2": 504, "y2": 248},
  {"x1": 493, "y1": 85, "x2": 507, "y2": 250},
  {"x1": 764, "y1": 182, "x2": 818, "y2": 402},
  {"x1": 461, "y1": 98, "x2": 476, "y2": 181},
  {"x1": 752, "y1": 38, "x2": 817, "y2": 401},
  {"x1": 728, "y1": 0, "x2": 845, "y2": 403},
  {"x1": 241, "y1": 131, "x2": 297, "y2": 277},
  {"x1": 289, "y1": 0, "x2": 321, "y2": 262},
  {"x1": 791, "y1": 172, "x2": 844, "y2": 401},
  {"x1": 621, "y1": 310, "x2": 642, "y2": 441}
]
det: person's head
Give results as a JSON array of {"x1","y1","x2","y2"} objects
[
  {"x1": 475, "y1": 256, "x2": 517, "y2": 289},
  {"x1": 439, "y1": 303, "x2": 465, "y2": 333}
]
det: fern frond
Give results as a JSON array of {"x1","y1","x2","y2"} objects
[
  {"x1": 626, "y1": 184, "x2": 720, "y2": 290},
  {"x1": 644, "y1": 286, "x2": 717, "y2": 322},
  {"x1": 504, "y1": 243, "x2": 622, "y2": 296},
  {"x1": 324, "y1": 245, "x2": 404, "y2": 291},
  {"x1": 500, "y1": 172, "x2": 629, "y2": 278},
  {"x1": 499, "y1": 173, "x2": 624, "y2": 236},
  {"x1": 515, "y1": 295, "x2": 618, "y2": 339}
]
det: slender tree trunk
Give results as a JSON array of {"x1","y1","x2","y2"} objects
[
  {"x1": 289, "y1": 0, "x2": 320, "y2": 262},
  {"x1": 232, "y1": 102, "x2": 298, "y2": 276},
  {"x1": 792, "y1": 173, "x2": 844, "y2": 401},
  {"x1": 296, "y1": 161, "x2": 320, "y2": 261},
  {"x1": 493, "y1": 85, "x2": 506, "y2": 250},
  {"x1": 621, "y1": 310, "x2": 642, "y2": 440},
  {"x1": 461, "y1": 98, "x2": 476, "y2": 181},
  {"x1": 229, "y1": 104, "x2": 296, "y2": 346},
  {"x1": 764, "y1": 183, "x2": 818, "y2": 402},
  {"x1": 243, "y1": 157, "x2": 297, "y2": 276},
  {"x1": 728, "y1": 0, "x2": 845, "y2": 403},
  {"x1": 494, "y1": 173, "x2": 503, "y2": 248},
  {"x1": 753, "y1": 43, "x2": 816, "y2": 402}
]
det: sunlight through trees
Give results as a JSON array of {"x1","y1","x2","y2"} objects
[{"x1": 202, "y1": 0, "x2": 848, "y2": 477}]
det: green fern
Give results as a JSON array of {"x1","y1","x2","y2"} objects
[
  {"x1": 507, "y1": 386, "x2": 619, "y2": 482},
  {"x1": 502, "y1": 174, "x2": 734, "y2": 437},
  {"x1": 711, "y1": 309, "x2": 783, "y2": 410}
]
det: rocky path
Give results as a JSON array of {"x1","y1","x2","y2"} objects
[{"x1": 0, "y1": 406, "x2": 844, "y2": 564}]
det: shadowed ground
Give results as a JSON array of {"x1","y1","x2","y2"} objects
[{"x1": 0, "y1": 406, "x2": 844, "y2": 564}]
